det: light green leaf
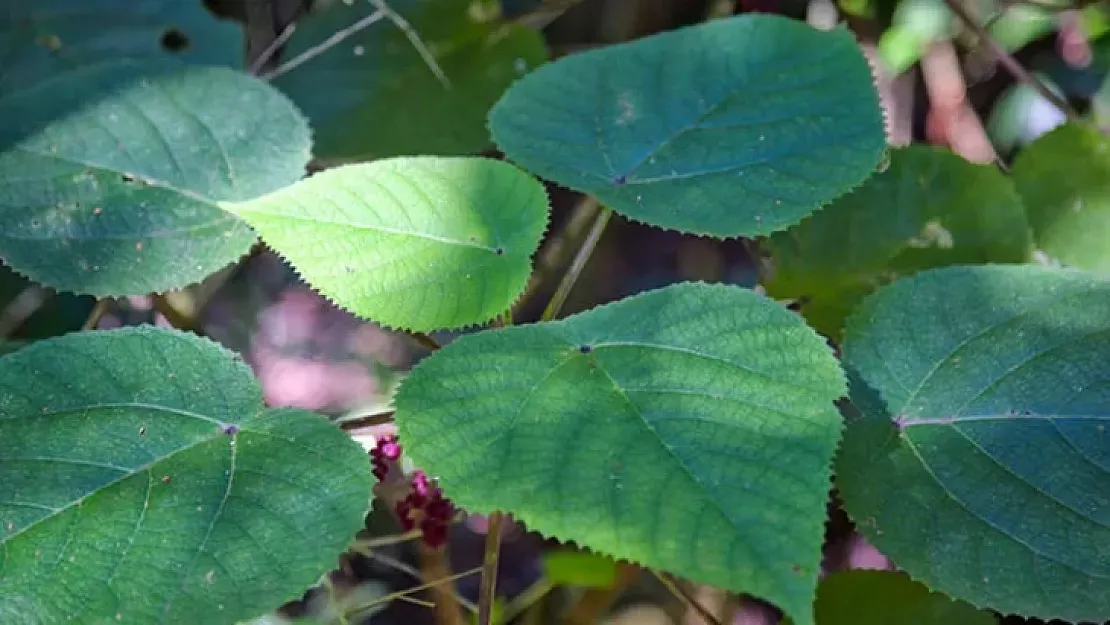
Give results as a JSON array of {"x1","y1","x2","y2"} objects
[
  {"x1": 1011, "y1": 121, "x2": 1110, "y2": 273},
  {"x1": 543, "y1": 550, "x2": 619, "y2": 588},
  {"x1": 487, "y1": 14, "x2": 887, "y2": 238},
  {"x1": 838, "y1": 264, "x2": 1110, "y2": 622},
  {"x1": 0, "y1": 0, "x2": 242, "y2": 95},
  {"x1": 812, "y1": 570, "x2": 997, "y2": 625},
  {"x1": 0, "y1": 326, "x2": 372, "y2": 624},
  {"x1": 272, "y1": 0, "x2": 546, "y2": 160},
  {"x1": 764, "y1": 145, "x2": 1032, "y2": 339},
  {"x1": 0, "y1": 60, "x2": 311, "y2": 296},
  {"x1": 221, "y1": 156, "x2": 549, "y2": 332},
  {"x1": 394, "y1": 282, "x2": 846, "y2": 625}
]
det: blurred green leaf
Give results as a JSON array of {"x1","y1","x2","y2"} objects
[
  {"x1": 0, "y1": 0, "x2": 242, "y2": 96},
  {"x1": 1012, "y1": 122, "x2": 1110, "y2": 273},
  {"x1": 488, "y1": 14, "x2": 886, "y2": 238},
  {"x1": 813, "y1": 570, "x2": 997, "y2": 625},
  {"x1": 272, "y1": 0, "x2": 546, "y2": 160},
  {"x1": 764, "y1": 145, "x2": 1032, "y2": 339},
  {"x1": 543, "y1": 550, "x2": 619, "y2": 588},
  {"x1": 395, "y1": 282, "x2": 846, "y2": 625}
]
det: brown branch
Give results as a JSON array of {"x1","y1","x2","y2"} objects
[{"x1": 943, "y1": 0, "x2": 1079, "y2": 120}]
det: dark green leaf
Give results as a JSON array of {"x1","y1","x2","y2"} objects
[
  {"x1": 764, "y1": 145, "x2": 1032, "y2": 339},
  {"x1": 488, "y1": 14, "x2": 887, "y2": 237},
  {"x1": 0, "y1": 60, "x2": 311, "y2": 296},
  {"x1": 272, "y1": 0, "x2": 546, "y2": 160},
  {"x1": 838, "y1": 264, "x2": 1110, "y2": 622},
  {"x1": 0, "y1": 0, "x2": 242, "y2": 95},
  {"x1": 0, "y1": 327, "x2": 371, "y2": 624},
  {"x1": 395, "y1": 282, "x2": 846, "y2": 625}
]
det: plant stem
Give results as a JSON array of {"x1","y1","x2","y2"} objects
[
  {"x1": 0, "y1": 285, "x2": 49, "y2": 338},
  {"x1": 516, "y1": 195, "x2": 600, "y2": 314},
  {"x1": 81, "y1": 299, "x2": 110, "y2": 331},
  {"x1": 559, "y1": 562, "x2": 640, "y2": 625},
  {"x1": 420, "y1": 544, "x2": 466, "y2": 625},
  {"x1": 337, "y1": 409, "x2": 395, "y2": 431},
  {"x1": 362, "y1": 549, "x2": 479, "y2": 613},
  {"x1": 652, "y1": 571, "x2": 723, "y2": 625},
  {"x1": 477, "y1": 512, "x2": 506, "y2": 625},
  {"x1": 407, "y1": 331, "x2": 441, "y2": 351},
  {"x1": 152, "y1": 294, "x2": 196, "y2": 331},
  {"x1": 541, "y1": 205, "x2": 612, "y2": 322},
  {"x1": 344, "y1": 566, "x2": 482, "y2": 618},
  {"x1": 942, "y1": 0, "x2": 1078, "y2": 121}
]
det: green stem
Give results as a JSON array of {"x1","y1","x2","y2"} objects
[
  {"x1": 541, "y1": 205, "x2": 612, "y2": 322},
  {"x1": 477, "y1": 512, "x2": 506, "y2": 625},
  {"x1": 81, "y1": 299, "x2": 110, "y2": 331}
]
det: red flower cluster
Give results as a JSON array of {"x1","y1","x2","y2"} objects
[{"x1": 370, "y1": 435, "x2": 456, "y2": 548}]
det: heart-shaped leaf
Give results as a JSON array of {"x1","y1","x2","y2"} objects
[
  {"x1": 838, "y1": 264, "x2": 1110, "y2": 622},
  {"x1": 487, "y1": 14, "x2": 887, "y2": 237},
  {"x1": 1011, "y1": 121, "x2": 1110, "y2": 273},
  {"x1": 221, "y1": 156, "x2": 549, "y2": 332},
  {"x1": 0, "y1": 0, "x2": 242, "y2": 96},
  {"x1": 394, "y1": 282, "x2": 846, "y2": 625},
  {"x1": 764, "y1": 145, "x2": 1032, "y2": 339},
  {"x1": 811, "y1": 570, "x2": 997, "y2": 625},
  {"x1": 272, "y1": 0, "x2": 546, "y2": 160},
  {"x1": 0, "y1": 326, "x2": 372, "y2": 624},
  {"x1": 0, "y1": 60, "x2": 311, "y2": 296}
]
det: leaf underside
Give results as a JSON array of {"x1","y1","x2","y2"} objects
[
  {"x1": 395, "y1": 282, "x2": 846, "y2": 625},
  {"x1": 838, "y1": 264, "x2": 1110, "y2": 622}
]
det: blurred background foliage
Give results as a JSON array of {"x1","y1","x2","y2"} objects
[{"x1": 4, "y1": 0, "x2": 1104, "y2": 623}]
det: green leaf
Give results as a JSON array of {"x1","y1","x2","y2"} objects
[
  {"x1": 0, "y1": 0, "x2": 242, "y2": 95},
  {"x1": 487, "y1": 14, "x2": 887, "y2": 238},
  {"x1": 272, "y1": 0, "x2": 546, "y2": 160},
  {"x1": 0, "y1": 60, "x2": 311, "y2": 296},
  {"x1": 1011, "y1": 121, "x2": 1110, "y2": 273},
  {"x1": 0, "y1": 326, "x2": 371, "y2": 624},
  {"x1": 543, "y1": 550, "x2": 619, "y2": 588},
  {"x1": 221, "y1": 156, "x2": 549, "y2": 332},
  {"x1": 812, "y1": 570, "x2": 997, "y2": 625},
  {"x1": 394, "y1": 282, "x2": 846, "y2": 625},
  {"x1": 764, "y1": 145, "x2": 1032, "y2": 339},
  {"x1": 837, "y1": 264, "x2": 1110, "y2": 622}
]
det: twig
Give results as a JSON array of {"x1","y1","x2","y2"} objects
[
  {"x1": 367, "y1": 0, "x2": 450, "y2": 89},
  {"x1": 343, "y1": 566, "x2": 481, "y2": 618},
  {"x1": 249, "y1": 21, "x2": 299, "y2": 75},
  {"x1": 541, "y1": 205, "x2": 611, "y2": 322},
  {"x1": 262, "y1": 8, "x2": 388, "y2": 80},
  {"x1": 512, "y1": 0, "x2": 590, "y2": 29},
  {"x1": 151, "y1": 293, "x2": 196, "y2": 331},
  {"x1": 362, "y1": 549, "x2": 479, "y2": 613},
  {"x1": 81, "y1": 299, "x2": 109, "y2": 331},
  {"x1": 419, "y1": 544, "x2": 466, "y2": 625},
  {"x1": 337, "y1": 409, "x2": 395, "y2": 431},
  {"x1": 0, "y1": 285, "x2": 49, "y2": 338},
  {"x1": 406, "y1": 331, "x2": 441, "y2": 351},
  {"x1": 942, "y1": 0, "x2": 1078, "y2": 120},
  {"x1": 477, "y1": 512, "x2": 506, "y2": 625},
  {"x1": 516, "y1": 195, "x2": 600, "y2": 315},
  {"x1": 652, "y1": 572, "x2": 724, "y2": 625}
]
